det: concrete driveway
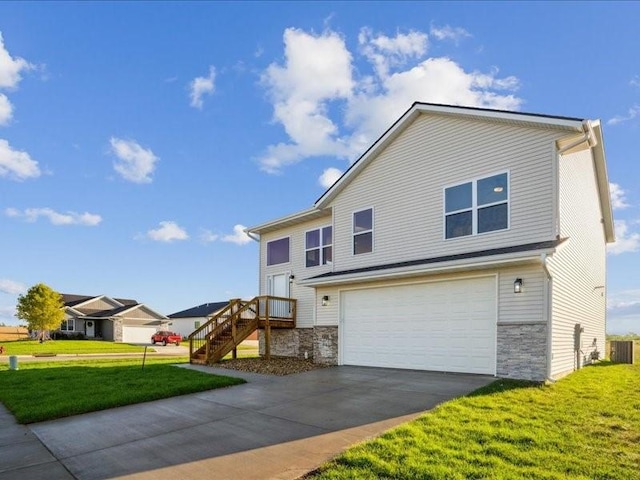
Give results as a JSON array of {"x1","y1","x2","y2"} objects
[{"x1": 3, "y1": 365, "x2": 494, "y2": 480}]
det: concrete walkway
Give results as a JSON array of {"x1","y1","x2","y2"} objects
[{"x1": 1, "y1": 366, "x2": 494, "y2": 480}]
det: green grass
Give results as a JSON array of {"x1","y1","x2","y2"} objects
[
  {"x1": 0, "y1": 339, "x2": 152, "y2": 355},
  {"x1": 313, "y1": 363, "x2": 640, "y2": 479},
  {"x1": 0, "y1": 357, "x2": 244, "y2": 423}
]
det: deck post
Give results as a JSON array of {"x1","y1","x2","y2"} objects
[
  {"x1": 265, "y1": 296, "x2": 271, "y2": 360},
  {"x1": 231, "y1": 298, "x2": 240, "y2": 360}
]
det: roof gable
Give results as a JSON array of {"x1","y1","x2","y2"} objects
[{"x1": 315, "y1": 102, "x2": 586, "y2": 208}]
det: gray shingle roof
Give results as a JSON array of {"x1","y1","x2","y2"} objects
[{"x1": 168, "y1": 302, "x2": 229, "y2": 318}]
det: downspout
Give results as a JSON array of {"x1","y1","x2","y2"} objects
[
  {"x1": 246, "y1": 231, "x2": 260, "y2": 242},
  {"x1": 541, "y1": 253, "x2": 554, "y2": 382},
  {"x1": 557, "y1": 121, "x2": 597, "y2": 155}
]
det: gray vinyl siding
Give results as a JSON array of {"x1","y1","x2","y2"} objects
[
  {"x1": 498, "y1": 265, "x2": 546, "y2": 324},
  {"x1": 547, "y1": 148, "x2": 607, "y2": 378},
  {"x1": 122, "y1": 306, "x2": 162, "y2": 321},
  {"x1": 79, "y1": 297, "x2": 121, "y2": 311},
  {"x1": 329, "y1": 114, "x2": 565, "y2": 271},
  {"x1": 315, "y1": 265, "x2": 546, "y2": 328},
  {"x1": 260, "y1": 215, "x2": 332, "y2": 328}
]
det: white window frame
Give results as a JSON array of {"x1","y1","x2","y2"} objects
[
  {"x1": 443, "y1": 171, "x2": 510, "y2": 240},
  {"x1": 352, "y1": 207, "x2": 374, "y2": 255},
  {"x1": 266, "y1": 236, "x2": 291, "y2": 266},
  {"x1": 60, "y1": 318, "x2": 75, "y2": 332},
  {"x1": 305, "y1": 225, "x2": 333, "y2": 268}
]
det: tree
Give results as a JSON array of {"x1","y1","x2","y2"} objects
[{"x1": 16, "y1": 283, "x2": 64, "y2": 340}]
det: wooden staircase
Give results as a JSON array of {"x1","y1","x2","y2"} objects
[{"x1": 189, "y1": 296, "x2": 296, "y2": 365}]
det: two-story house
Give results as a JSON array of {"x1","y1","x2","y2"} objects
[{"x1": 246, "y1": 102, "x2": 614, "y2": 382}]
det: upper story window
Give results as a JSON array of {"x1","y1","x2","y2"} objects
[
  {"x1": 445, "y1": 172, "x2": 509, "y2": 239},
  {"x1": 353, "y1": 208, "x2": 373, "y2": 255},
  {"x1": 267, "y1": 237, "x2": 290, "y2": 265},
  {"x1": 306, "y1": 226, "x2": 332, "y2": 267}
]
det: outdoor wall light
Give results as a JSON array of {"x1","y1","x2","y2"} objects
[
  {"x1": 289, "y1": 274, "x2": 295, "y2": 283},
  {"x1": 322, "y1": 295, "x2": 330, "y2": 306},
  {"x1": 514, "y1": 278, "x2": 524, "y2": 294}
]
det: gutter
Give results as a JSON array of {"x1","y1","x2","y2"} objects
[
  {"x1": 541, "y1": 253, "x2": 554, "y2": 383},
  {"x1": 557, "y1": 120, "x2": 597, "y2": 154},
  {"x1": 246, "y1": 231, "x2": 260, "y2": 242}
]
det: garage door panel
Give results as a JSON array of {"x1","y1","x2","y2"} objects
[
  {"x1": 342, "y1": 277, "x2": 496, "y2": 374},
  {"x1": 122, "y1": 326, "x2": 158, "y2": 343}
]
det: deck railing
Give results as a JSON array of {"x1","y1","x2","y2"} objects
[{"x1": 188, "y1": 296, "x2": 296, "y2": 364}]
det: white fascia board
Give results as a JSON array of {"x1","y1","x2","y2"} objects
[
  {"x1": 299, "y1": 249, "x2": 555, "y2": 287},
  {"x1": 590, "y1": 121, "x2": 615, "y2": 243},
  {"x1": 246, "y1": 207, "x2": 328, "y2": 234},
  {"x1": 72, "y1": 295, "x2": 124, "y2": 309}
]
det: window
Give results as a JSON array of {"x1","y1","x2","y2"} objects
[
  {"x1": 306, "y1": 226, "x2": 332, "y2": 267},
  {"x1": 267, "y1": 237, "x2": 290, "y2": 265},
  {"x1": 445, "y1": 172, "x2": 508, "y2": 239},
  {"x1": 60, "y1": 318, "x2": 75, "y2": 332},
  {"x1": 353, "y1": 208, "x2": 373, "y2": 254},
  {"x1": 194, "y1": 321, "x2": 201, "y2": 329}
]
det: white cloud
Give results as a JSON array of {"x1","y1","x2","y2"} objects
[
  {"x1": 0, "y1": 93, "x2": 12, "y2": 125},
  {"x1": 345, "y1": 57, "x2": 521, "y2": 151},
  {"x1": 429, "y1": 24, "x2": 472, "y2": 43},
  {"x1": 607, "y1": 105, "x2": 640, "y2": 125},
  {"x1": 145, "y1": 221, "x2": 189, "y2": 242},
  {"x1": 608, "y1": 220, "x2": 640, "y2": 255},
  {"x1": 259, "y1": 27, "x2": 522, "y2": 174},
  {"x1": 189, "y1": 66, "x2": 216, "y2": 109},
  {"x1": 609, "y1": 183, "x2": 629, "y2": 210},
  {"x1": 0, "y1": 32, "x2": 33, "y2": 89},
  {"x1": 259, "y1": 28, "x2": 354, "y2": 173},
  {"x1": 630, "y1": 76, "x2": 640, "y2": 88},
  {"x1": 359, "y1": 28, "x2": 428, "y2": 79},
  {"x1": 199, "y1": 229, "x2": 219, "y2": 243},
  {"x1": 221, "y1": 224, "x2": 252, "y2": 245},
  {"x1": 109, "y1": 137, "x2": 158, "y2": 183},
  {"x1": 0, "y1": 138, "x2": 40, "y2": 180},
  {"x1": 0, "y1": 278, "x2": 25, "y2": 295},
  {"x1": 5, "y1": 207, "x2": 102, "y2": 226},
  {"x1": 318, "y1": 167, "x2": 343, "y2": 188}
]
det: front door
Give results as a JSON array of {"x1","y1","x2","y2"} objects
[
  {"x1": 267, "y1": 272, "x2": 290, "y2": 317},
  {"x1": 86, "y1": 320, "x2": 95, "y2": 338}
]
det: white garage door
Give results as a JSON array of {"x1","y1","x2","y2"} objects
[
  {"x1": 341, "y1": 276, "x2": 496, "y2": 374},
  {"x1": 122, "y1": 326, "x2": 158, "y2": 344}
]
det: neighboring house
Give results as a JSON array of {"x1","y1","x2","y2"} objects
[
  {"x1": 168, "y1": 302, "x2": 230, "y2": 339},
  {"x1": 247, "y1": 102, "x2": 614, "y2": 382},
  {"x1": 61, "y1": 294, "x2": 169, "y2": 343}
]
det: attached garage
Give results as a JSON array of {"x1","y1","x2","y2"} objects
[
  {"x1": 340, "y1": 276, "x2": 497, "y2": 374},
  {"x1": 122, "y1": 325, "x2": 158, "y2": 344}
]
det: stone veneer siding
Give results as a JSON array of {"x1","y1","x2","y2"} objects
[
  {"x1": 313, "y1": 326, "x2": 338, "y2": 365},
  {"x1": 113, "y1": 319, "x2": 123, "y2": 343},
  {"x1": 497, "y1": 322, "x2": 547, "y2": 381},
  {"x1": 258, "y1": 328, "x2": 314, "y2": 359},
  {"x1": 258, "y1": 326, "x2": 339, "y2": 364}
]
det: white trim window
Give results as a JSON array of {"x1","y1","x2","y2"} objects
[
  {"x1": 266, "y1": 237, "x2": 290, "y2": 266},
  {"x1": 60, "y1": 318, "x2": 75, "y2": 332},
  {"x1": 445, "y1": 172, "x2": 509, "y2": 239},
  {"x1": 353, "y1": 208, "x2": 373, "y2": 255},
  {"x1": 305, "y1": 226, "x2": 332, "y2": 267}
]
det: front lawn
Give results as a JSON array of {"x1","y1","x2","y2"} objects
[
  {"x1": 313, "y1": 362, "x2": 640, "y2": 479},
  {"x1": 0, "y1": 339, "x2": 152, "y2": 356},
  {"x1": 0, "y1": 357, "x2": 244, "y2": 423}
]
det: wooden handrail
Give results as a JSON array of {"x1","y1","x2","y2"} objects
[{"x1": 188, "y1": 296, "x2": 296, "y2": 364}]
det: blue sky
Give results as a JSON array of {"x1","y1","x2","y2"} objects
[{"x1": 0, "y1": 2, "x2": 639, "y2": 333}]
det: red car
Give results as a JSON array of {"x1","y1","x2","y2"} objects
[{"x1": 151, "y1": 331, "x2": 182, "y2": 346}]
